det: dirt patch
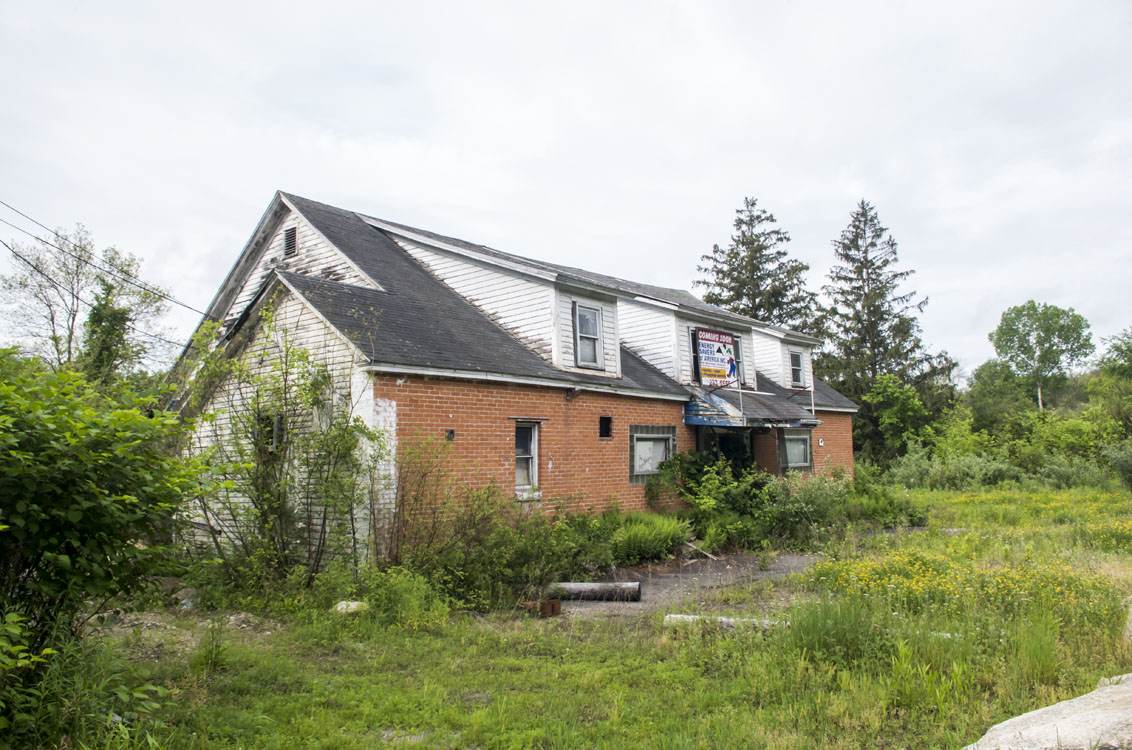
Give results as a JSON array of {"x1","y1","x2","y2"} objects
[{"x1": 560, "y1": 551, "x2": 818, "y2": 618}]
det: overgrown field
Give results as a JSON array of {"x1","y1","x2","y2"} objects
[{"x1": 48, "y1": 488, "x2": 1132, "y2": 748}]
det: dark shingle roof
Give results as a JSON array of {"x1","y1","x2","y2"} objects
[
  {"x1": 278, "y1": 269, "x2": 687, "y2": 396},
  {"x1": 274, "y1": 192, "x2": 846, "y2": 407},
  {"x1": 341, "y1": 204, "x2": 818, "y2": 340},
  {"x1": 752, "y1": 370, "x2": 858, "y2": 412}
]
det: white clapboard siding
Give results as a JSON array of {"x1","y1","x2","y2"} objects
[
  {"x1": 188, "y1": 289, "x2": 390, "y2": 563},
  {"x1": 618, "y1": 300, "x2": 678, "y2": 377},
  {"x1": 396, "y1": 238, "x2": 557, "y2": 361},
  {"x1": 225, "y1": 211, "x2": 374, "y2": 323},
  {"x1": 557, "y1": 292, "x2": 620, "y2": 377},
  {"x1": 752, "y1": 330, "x2": 783, "y2": 386}
]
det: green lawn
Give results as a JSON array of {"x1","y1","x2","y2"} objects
[{"x1": 103, "y1": 487, "x2": 1132, "y2": 749}]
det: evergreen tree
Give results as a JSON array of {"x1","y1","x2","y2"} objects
[
  {"x1": 817, "y1": 200, "x2": 954, "y2": 455},
  {"x1": 695, "y1": 197, "x2": 818, "y2": 330}
]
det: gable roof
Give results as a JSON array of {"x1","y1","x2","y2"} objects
[
  {"x1": 282, "y1": 192, "x2": 819, "y2": 342},
  {"x1": 277, "y1": 268, "x2": 688, "y2": 398}
]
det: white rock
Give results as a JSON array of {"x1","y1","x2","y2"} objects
[
  {"x1": 964, "y1": 674, "x2": 1132, "y2": 750},
  {"x1": 333, "y1": 600, "x2": 369, "y2": 614}
]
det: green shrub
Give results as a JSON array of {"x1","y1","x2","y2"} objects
[
  {"x1": 610, "y1": 513, "x2": 690, "y2": 565},
  {"x1": 0, "y1": 350, "x2": 193, "y2": 650},
  {"x1": 360, "y1": 567, "x2": 451, "y2": 630},
  {"x1": 763, "y1": 472, "x2": 849, "y2": 544},
  {"x1": 1104, "y1": 440, "x2": 1132, "y2": 489}
]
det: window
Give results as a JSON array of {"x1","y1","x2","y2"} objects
[
  {"x1": 515, "y1": 422, "x2": 538, "y2": 493},
  {"x1": 733, "y1": 335, "x2": 745, "y2": 385},
  {"x1": 629, "y1": 425, "x2": 677, "y2": 484},
  {"x1": 790, "y1": 350, "x2": 805, "y2": 387},
  {"x1": 783, "y1": 429, "x2": 812, "y2": 471},
  {"x1": 254, "y1": 412, "x2": 284, "y2": 456},
  {"x1": 283, "y1": 227, "x2": 298, "y2": 258},
  {"x1": 599, "y1": 415, "x2": 613, "y2": 438},
  {"x1": 573, "y1": 303, "x2": 604, "y2": 369}
]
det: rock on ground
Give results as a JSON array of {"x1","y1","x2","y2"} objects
[{"x1": 964, "y1": 674, "x2": 1132, "y2": 750}]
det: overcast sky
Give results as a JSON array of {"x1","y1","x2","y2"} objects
[{"x1": 2, "y1": 1, "x2": 1129, "y2": 378}]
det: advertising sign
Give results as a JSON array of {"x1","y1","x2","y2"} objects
[{"x1": 695, "y1": 328, "x2": 737, "y2": 387}]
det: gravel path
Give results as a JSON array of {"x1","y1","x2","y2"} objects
[{"x1": 560, "y1": 551, "x2": 819, "y2": 617}]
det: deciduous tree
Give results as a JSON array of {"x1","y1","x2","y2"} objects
[
  {"x1": 0, "y1": 225, "x2": 171, "y2": 372},
  {"x1": 988, "y1": 300, "x2": 1094, "y2": 409},
  {"x1": 695, "y1": 198, "x2": 818, "y2": 330}
]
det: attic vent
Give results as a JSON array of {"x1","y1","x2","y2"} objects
[{"x1": 283, "y1": 227, "x2": 297, "y2": 258}]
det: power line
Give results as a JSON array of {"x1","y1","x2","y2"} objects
[
  {"x1": 0, "y1": 237, "x2": 188, "y2": 350},
  {"x1": 0, "y1": 200, "x2": 212, "y2": 318}
]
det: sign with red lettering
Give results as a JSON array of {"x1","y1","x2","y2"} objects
[{"x1": 695, "y1": 329, "x2": 737, "y2": 387}]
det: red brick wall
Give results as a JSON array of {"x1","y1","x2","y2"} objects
[
  {"x1": 373, "y1": 375, "x2": 694, "y2": 514},
  {"x1": 751, "y1": 414, "x2": 855, "y2": 478},
  {"x1": 812, "y1": 411, "x2": 854, "y2": 478},
  {"x1": 753, "y1": 431, "x2": 779, "y2": 474}
]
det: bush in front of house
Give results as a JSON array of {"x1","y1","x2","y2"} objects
[{"x1": 610, "y1": 512, "x2": 691, "y2": 565}]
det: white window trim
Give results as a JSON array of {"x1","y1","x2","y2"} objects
[
  {"x1": 515, "y1": 421, "x2": 540, "y2": 498},
  {"x1": 783, "y1": 428, "x2": 812, "y2": 471},
  {"x1": 789, "y1": 349, "x2": 805, "y2": 388},
  {"x1": 573, "y1": 303, "x2": 604, "y2": 370},
  {"x1": 733, "y1": 334, "x2": 745, "y2": 386}
]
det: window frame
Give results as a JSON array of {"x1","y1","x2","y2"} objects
[
  {"x1": 789, "y1": 349, "x2": 805, "y2": 388},
  {"x1": 782, "y1": 428, "x2": 812, "y2": 471},
  {"x1": 515, "y1": 421, "x2": 539, "y2": 496},
  {"x1": 629, "y1": 425, "x2": 677, "y2": 484},
  {"x1": 733, "y1": 334, "x2": 746, "y2": 386},
  {"x1": 573, "y1": 302, "x2": 604, "y2": 370}
]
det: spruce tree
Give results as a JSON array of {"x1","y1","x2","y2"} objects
[
  {"x1": 818, "y1": 200, "x2": 954, "y2": 457},
  {"x1": 695, "y1": 197, "x2": 818, "y2": 330}
]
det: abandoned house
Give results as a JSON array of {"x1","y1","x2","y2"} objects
[{"x1": 181, "y1": 192, "x2": 856, "y2": 536}]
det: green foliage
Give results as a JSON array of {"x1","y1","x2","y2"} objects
[
  {"x1": 609, "y1": 513, "x2": 690, "y2": 565},
  {"x1": 694, "y1": 197, "x2": 818, "y2": 331},
  {"x1": 0, "y1": 613, "x2": 56, "y2": 730},
  {"x1": 0, "y1": 224, "x2": 172, "y2": 372},
  {"x1": 183, "y1": 302, "x2": 386, "y2": 586},
  {"x1": 763, "y1": 471, "x2": 849, "y2": 544},
  {"x1": 964, "y1": 359, "x2": 1035, "y2": 435},
  {"x1": 817, "y1": 200, "x2": 955, "y2": 457},
  {"x1": 1099, "y1": 327, "x2": 1132, "y2": 380},
  {"x1": 0, "y1": 349, "x2": 193, "y2": 650},
  {"x1": 862, "y1": 374, "x2": 930, "y2": 464},
  {"x1": 1105, "y1": 440, "x2": 1132, "y2": 490},
  {"x1": 989, "y1": 300, "x2": 1094, "y2": 408}
]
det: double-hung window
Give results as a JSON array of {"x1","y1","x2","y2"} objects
[
  {"x1": 790, "y1": 350, "x2": 805, "y2": 388},
  {"x1": 783, "y1": 429, "x2": 812, "y2": 472},
  {"x1": 573, "y1": 303, "x2": 604, "y2": 369},
  {"x1": 515, "y1": 422, "x2": 538, "y2": 494}
]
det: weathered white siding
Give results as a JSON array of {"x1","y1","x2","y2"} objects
[
  {"x1": 396, "y1": 238, "x2": 557, "y2": 362},
  {"x1": 618, "y1": 300, "x2": 678, "y2": 377},
  {"x1": 751, "y1": 330, "x2": 783, "y2": 386},
  {"x1": 557, "y1": 291, "x2": 620, "y2": 377},
  {"x1": 188, "y1": 287, "x2": 390, "y2": 564},
  {"x1": 224, "y1": 210, "x2": 375, "y2": 324}
]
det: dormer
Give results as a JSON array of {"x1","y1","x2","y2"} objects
[
  {"x1": 750, "y1": 326, "x2": 820, "y2": 390},
  {"x1": 556, "y1": 287, "x2": 620, "y2": 377}
]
